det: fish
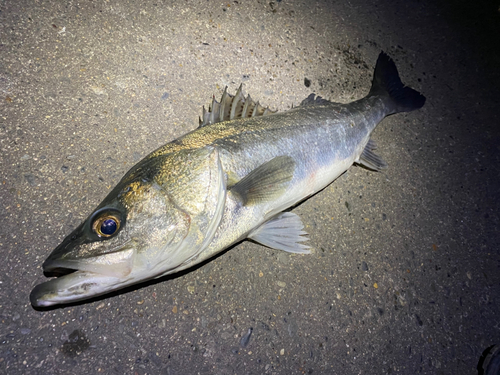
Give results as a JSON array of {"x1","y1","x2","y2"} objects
[{"x1": 30, "y1": 52, "x2": 425, "y2": 307}]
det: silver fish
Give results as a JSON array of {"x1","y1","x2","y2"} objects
[{"x1": 30, "y1": 52, "x2": 425, "y2": 307}]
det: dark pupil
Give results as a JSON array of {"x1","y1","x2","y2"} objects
[{"x1": 101, "y1": 218, "x2": 117, "y2": 235}]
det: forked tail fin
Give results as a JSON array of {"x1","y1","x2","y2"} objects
[{"x1": 369, "y1": 52, "x2": 426, "y2": 114}]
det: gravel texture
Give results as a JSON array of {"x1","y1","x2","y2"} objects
[{"x1": 1, "y1": 0, "x2": 499, "y2": 374}]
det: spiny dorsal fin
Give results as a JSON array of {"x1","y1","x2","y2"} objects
[{"x1": 199, "y1": 84, "x2": 277, "y2": 127}]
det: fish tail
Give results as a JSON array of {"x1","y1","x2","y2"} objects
[{"x1": 369, "y1": 52, "x2": 426, "y2": 114}]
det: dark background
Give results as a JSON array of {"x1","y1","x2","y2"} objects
[{"x1": 1, "y1": 0, "x2": 499, "y2": 373}]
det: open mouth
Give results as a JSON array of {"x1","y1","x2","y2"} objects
[
  {"x1": 30, "y1": 246, "x2": 137, "y2": 308},
  {"x1": 42, "y1": 245, "x2": 136, "y2": 279},
  {"x1": 42, "y1": 266, "x2": 77, "y2": 278}
]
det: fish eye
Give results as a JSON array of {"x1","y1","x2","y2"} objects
[{"x1": 92, "y1": 214, "x2": 121, "y2": 238}]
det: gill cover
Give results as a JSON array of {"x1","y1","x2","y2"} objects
[{"x1": 135, "y1": 146, "x2": 227, "y2": 275}]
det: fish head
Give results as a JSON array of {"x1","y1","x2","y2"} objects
[{"x1": 31, "y1": 147, "x2": 225, "y2": 307}]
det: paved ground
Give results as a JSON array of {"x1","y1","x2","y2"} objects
[{"x1": 1, "y1": 0, "x2": 499, "y2": 374}]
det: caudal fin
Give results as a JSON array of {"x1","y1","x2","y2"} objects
[{"x1": 369, "y1": 52, "x2": 426, "y2": 114}]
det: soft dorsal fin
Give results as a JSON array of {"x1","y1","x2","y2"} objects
[
  {"x1": 299, "y1": 93, "x2": 334, "y2": 106},
  {"x1": 199, "y1": 84, "x2": 277, "y2": 127}
]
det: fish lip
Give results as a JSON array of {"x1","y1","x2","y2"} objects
[
  {"x1": 42, "y1": 239, "x2": 136, "y2": 277},
  {"x1": 30, "y1": 281, "x2": 51, "y2": 307},
  {"x1": 30, "y1": 273, "x2": 79, "y2": 308},
  {"x1": 42, "y1": 258, "x2": 86, "y2": 275},
  {"x1": 30, "y1": 270, "x2": 118, "y2": 308}
]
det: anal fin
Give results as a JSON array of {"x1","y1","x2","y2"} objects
[
  {"x1": 357, "y1": 139, "x2": 388, "y2": 171},
  {"x1": 248, "y1": 212, "x2": 310, "y2": 254}
]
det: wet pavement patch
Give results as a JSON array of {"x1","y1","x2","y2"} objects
[{"x1": 60, "y1": 330, "x2": 91, "y2": 358}]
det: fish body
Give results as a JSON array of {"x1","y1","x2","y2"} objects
[{"x1": 30, "y1": 52, "x2": 425, "y2": 307}]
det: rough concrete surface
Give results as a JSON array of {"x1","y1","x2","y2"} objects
[{"x1": 1, "y1": 0, "x2": 499, "y2": 374}]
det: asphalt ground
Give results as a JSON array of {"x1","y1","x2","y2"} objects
[{"x1": 1, "y1": 0, "x2": 499, "y2": 374}]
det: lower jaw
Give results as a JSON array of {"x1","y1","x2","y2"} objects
[{"x1": 30, "y1": 270, "x2": 122, "y2": 307}]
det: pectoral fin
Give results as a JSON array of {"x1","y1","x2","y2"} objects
[
  {"x1": 230, "y1": 155, "x2": 296, "y2": 206},
  {"x1": 248, "y1": 212, "x2": 310, "y2": 254}
]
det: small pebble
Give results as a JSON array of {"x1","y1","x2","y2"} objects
[
  {"x1": 96, "y1": 302, "x2": 105, "y2": 310},
  {"x1": 240, "y1": 327, "x2": 253, "y2": 348}
]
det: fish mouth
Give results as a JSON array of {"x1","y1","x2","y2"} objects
[{"x1": 31, "y1": 244, "x2": 137, "y2": 308}]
